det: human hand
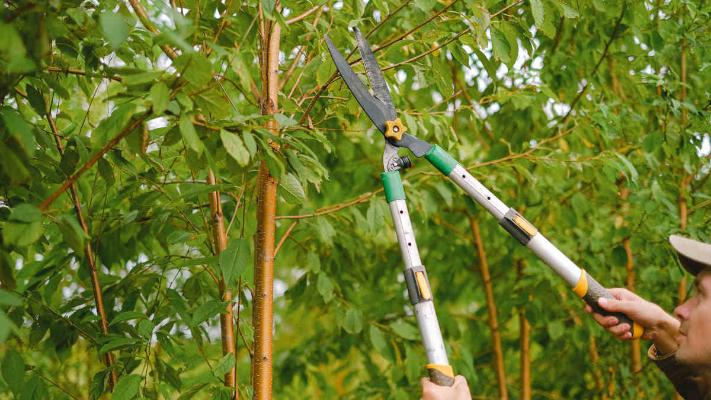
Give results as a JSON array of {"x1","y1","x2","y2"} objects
[
  {"x1": 584, "y1": 288, "x2": 680, "y2": 353},
  {"x1": 421, "y1": 375, "x2": 472, "y2": 400}
]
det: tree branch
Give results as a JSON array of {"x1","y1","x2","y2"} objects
[
  {"x1": 559, "y1": 5, "x2": 626, "y2": 126},
  {"x1": 286, "y1": 4, "x2": 321, "y2": 25},
  {"x1": 39, "y1": 112, "x2": 150, "y2": 211},
  {"x1": 276, "y1": 189, "x2": 381, "y2": 220},
  {"x1": 45, "y1": 102, "x2": 118, "y2": 389},
  {"x1": 46, "y1": 66, "x2": 123, "y2": 82},
  {"x1": 274, "y1": 220, "x2": 298, "y2": 258},
  {"x1": 128, "y1": 0, "x2": 178, "y2": 60}
]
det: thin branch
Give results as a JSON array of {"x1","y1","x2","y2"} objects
[
  {"x1": 274, "y1": 221, "x2": 298, "y2": 257},
  {"x1": 559, "y1": 5, "x2": 626, "y2": 125},
  {"x1": 45, "y1": 101, "x2": 118, "y2": 389},
  {"x1": 276, "y1": 189, "x2": 381, "y2": 220},
  {"x1": 371, "y1": 0, "x2": 459, "y2": 55},
  {"x1": 286, "y1": 4, "x2": 321, "y2": 25},
  {"x1": 46, "y1": 66, "x2": 122, "y2": 82},
  {"x1": 39, "y1": 112, "x2": 150, "y2": 211},
  {"x1": 297, "y1": 0, "x2": 521, "y2": 126},
  {"x1": 128, "y1": 0, "x2": 178, "y2": 60},
  {"x1": 226, "y1": 180, "x2": 247, "y2": 235},
  {"x1": 365, "y1": 0, "x2": 411, "y2": 37},
  {"x1": 32, "y1": 370, "x2": 82, "y2": 400}
]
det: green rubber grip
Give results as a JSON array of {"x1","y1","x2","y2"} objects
[
  {"x1": 577, "y1": 271, "x2": 644, "y2": 339},
  {"x1": 424, "y1": 145, "x2": 458, "y2": 176},
  {"x1": 381, "y1": 171, "x2": 405, "y2": 202}
]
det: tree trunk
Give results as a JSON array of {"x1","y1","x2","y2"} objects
[
  {"x1": 207, "y1": 171, "x2": 237, "y2": 397},
  {"x1": 516, "y1": 260, "x2": 531, "y2": 400},
  {"x1": 470, "y1": 218, "x2": 508, "y2": 400},
  {"x1": 617, "y1": 186, "x2": 641, "y2": 373},
  {"x1": 253, "y1": 4, "x2": 281, "y2": 398}
]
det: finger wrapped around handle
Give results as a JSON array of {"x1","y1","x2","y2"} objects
[
  {"x1": 427, "y1": 364, "x2": 455, "y2": 386},
  {"x1": 574, "y1": 271, "x2": 644, "y2": 339}
]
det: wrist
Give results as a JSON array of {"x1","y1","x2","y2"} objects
[{"x1": 648, "y1": 313, "x2": 680, "y2": 354}]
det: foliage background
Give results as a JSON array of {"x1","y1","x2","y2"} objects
[{"x1": 0, "y1": 0, "x2": 710, "y2": 399}]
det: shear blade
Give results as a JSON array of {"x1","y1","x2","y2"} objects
[
  {"x1": 324, "y1": 34, "x2": 390, "y2": 134},
  {"x1": 353, "y1": 28, "x2": 397, "y2": 121}
]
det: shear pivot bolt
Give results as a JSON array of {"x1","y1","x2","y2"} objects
[{"x1": 384, "y1": 118, "x2": 407, "y2": 141}]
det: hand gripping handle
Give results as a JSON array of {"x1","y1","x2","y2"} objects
[
  {"x1": 427, "y1": 364, "x2": 455, "y2": 386},
  {"x1": 574, "y1": 271, "x2": 644, "y2": 339}
]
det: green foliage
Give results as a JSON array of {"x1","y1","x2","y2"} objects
[{"x1": 0, "y1": 0, "x2": 710, "y2": 399}]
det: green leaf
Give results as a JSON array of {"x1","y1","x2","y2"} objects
[
  {"x1": 150, "y1": 82, "x2": 170, "y2": 115},
  {"x1": 219, "y1": 238, "x2": 250, "y2": 286},
  {"x1": 1, "y1": 107, "x2": 36, "y2": 156},
  {"x1": 56, "y1": 215, "x2": 88, "y2": 255},
  {"x1": 491, "y1": 26, "x2": 511, "y2": 65},
  {"x1": 274, "y1": 113, "x2": 297, "y2": 128},
  {"x1": 9, "y1": 204, "x2": 41, "y2": 223},
  {"x1": 561, "y1": 4, "x2": 579, "y2": 18},
  {"x1": 390, "y1": 320, "x2": 418, "y2": 340},
  {"x1": 0, "y1": 311, "x2": 17, "y2": 343},
  {"x1": 530, "y1": 0, "x2": 545, "y2": 30},
  {"x1": 98, "y1": 157, "x2": 115, "y2": 185},
  {"x1": 99, "y1": 12, "x2": 130, "y2": 49},
  {"x1": 179, "y1": 114, "x2": 204, "y2": 155},
  {"x1": 91, "y1": 103, "x2": 136, "y2": 148},
  {"x1": 213, "y1": 353, "x2": 235, "y2": 378},
  {"x1": 497, "y1": 22, "x2": 519, "y2": 66},
  {"x1": 191, "y1": 300, "x2": 225, "y2": 326},
  {"x1": 110, "y1": 311, "x2": 146, "y2": 326},
  {"x1": 279, "y1": 173, "x2": 305, "y2": 204},
  {"x1": 2, "y1": 350, "x2": 24, "y2": 395},
  {"x1": 174, "y1": 53, "x2": 213, "y2": 87},
  {"x1": 343, "y1": 307, "x2": 363, "y2": 334},
  {"x1": 3, "y1": 221, "x2": 43, "y2": 247},
  {"x1": 242, "y1": 131, "x2": 257, "y2": 156},
  {"x1": 26, "y1": 85, "x2": 46, "y2": 116},
  {"x1": 220, "y1": 130, "x2": 250, "y2": 166},
  {"x1": 414, "y1": 0, "x2": 437, "y2": 11},
  {"x1": 99, "y1": 336, "x2": 139, "y2": 355},
  {"x1": 615, "y1": 153, "x2": 639, "y2": 183},
  {"x1": 369, "y1": 325, "x2": 387, "y2": 353},
  {"x1": 113, "y1": 374, "x2": 141, "y2": 400},
  {"x1": 317, "y1": 273, "x2": 334, "y2": 303},
  {"x1": 548, "y1": 320, "x2": 565, "y2": 340},
  {"x1": 19, "y1": 374, "x2": 48, "y2": 399},
  {"x1": 137, "y1": 319, "x2": 154, "y2": 339},
  {"x1": 0, "y1": 289, "x2": 22, "y2": 306},
  {"x1": 260, "y1": 0, "x2": 276, "y2": 20},
  {"x1": 316, "y1": 57, "x2": 335, "y2": 86}
]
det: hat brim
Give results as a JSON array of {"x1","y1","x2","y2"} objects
[{"x1": 669, "y1": 235, "x2": 711, "y2": 276}]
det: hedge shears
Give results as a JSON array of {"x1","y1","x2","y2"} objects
[{"x1": 325, "y1": 28, "x2": 642, "y2": 387}]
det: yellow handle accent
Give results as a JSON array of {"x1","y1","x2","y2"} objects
[
  {"x1": 631, "y1": 323, "x2": 644, "y2": 339},
  {"x1": 415, "y1": 271, "x2": 432, "y2": 300},
  {"x1": 512, "y1": 214, "x2": 538, "y2": 236},
  {"x1": 572, "y1": 270, "x2": 589, "y2": 298},
  {"x1": 426, "y1": 363, "x2": 454, "y2": 378}
]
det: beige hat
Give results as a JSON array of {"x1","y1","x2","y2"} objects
[{"x1": 669, "y1": 235, "x2": 711, "y2": 276}]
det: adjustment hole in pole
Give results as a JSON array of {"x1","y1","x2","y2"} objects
[
  {"x1": 399, "y1": 210, "x2": 403, "y2": 214},
  {"x1": 408, "y1": 242, "x2": 412, "y2": 246},
  {"x1": 462, "y1": 175, "x2": 466, "y2": 178},
  {"x1": 487, "y1": 196, "x2": 491, "y2": 200}
]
